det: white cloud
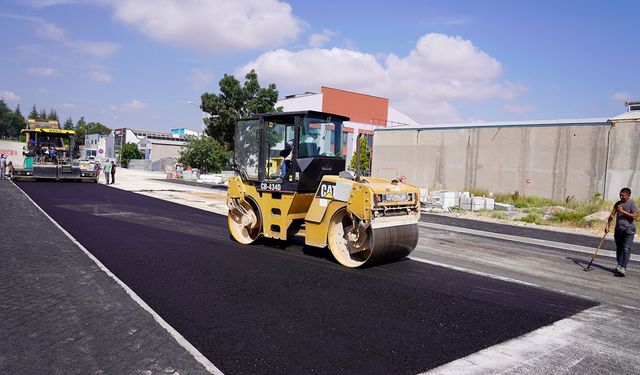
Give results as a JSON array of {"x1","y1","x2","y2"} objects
[
  {"x1": 88, "y1": 71, "x2": 112, "y2": 82},
  {"x1": 37, "y1": 88, "x2": 50, "y2": 95},
  {"x1": 238, "y1": 33, "x2": 527, "y2": 123},
  {"x1": 187, "y1": 68, "x2": 214, "y2": 91},
  {"x1": 1, "y1": 91, "x2": 21, "y2": 101},
  {"x1": 69, "y1": 41, "x2": 120, "y2": 57},
  {"x1": 504, "y1": 103, "x2": 536, "y2": 114},
  {"x1": 109, "y1": 0, "x2": 303, "y2": 52},
  {"x1": 308, "y1": 29, "x2": 335, "y2": 48},
  {"x1": 34, "y1": 20, "x2": 66, "y2": 41},
  {"x1": 26, "y1": 67, "x2": 60, "y2": 76},
  {"x1": 119, "y1": 99, "x2": 147, "y2": 111},
  {"x1": 17, "y1": 0, "x2": 84, "y2": 7},
  {"x1": 611, "y1": 92, "x2": 631, "y2": 102},
  {"x1": 1, "y1": 13, "x2": 119, "y2": 58},
  {"x1": 61, "y1": 102, "x2": 76, "y2": 109},
  {"x1": 428, "y1": 16, "x2": 472, "y2": 26}
]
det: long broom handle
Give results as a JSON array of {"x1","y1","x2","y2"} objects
[
  {"x1": 586, "y1": 233, "x2": 608, "y2": 270},
  {"x1": 586, "y1": 207, "x2": 617, "y2": 270}
]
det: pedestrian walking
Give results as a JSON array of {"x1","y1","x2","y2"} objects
[
  {"x1": 102, "y1": 159, "x2": 111, "y2": 185},
  {"x1": 605, "y1": 187, "x2": 638, "y2": 276},
  {"x1": 94, "y1": 162, "x2": 101, "y2": 183},
  {"x1": 0, "y1": 154, "x2": 6, "y2": 180},
  {"x1": 110, "y1": 160, "x2": 116, "y2": 184}
]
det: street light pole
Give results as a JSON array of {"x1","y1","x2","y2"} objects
[{"x1": 187, "y1": 101, "x2": 207, "y2": 134}]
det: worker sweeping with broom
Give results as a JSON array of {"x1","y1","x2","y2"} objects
[{"x1": 605, "y1": 187, "x2": 638, "y2": 277}]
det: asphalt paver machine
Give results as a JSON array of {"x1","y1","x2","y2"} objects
[
  {"x1": 12, "y1": 120, "x2": 98, "y2": 182},
  {"x1": 227, "y1": 111, "x2": 420, "y2": 267}
]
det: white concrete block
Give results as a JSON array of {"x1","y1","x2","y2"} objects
[{"x1": 495, "y1": 202, "x2": 515, "y2": 211}]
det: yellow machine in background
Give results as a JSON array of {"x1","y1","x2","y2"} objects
[
  {"x1": 227, "y1": 111, "x2": 420, "y2": 268},
  {"x1": 12, "y1": 119, "x2": 98, "y2": 182}
]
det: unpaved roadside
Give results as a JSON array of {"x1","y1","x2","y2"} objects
[{"x1": 107, "y1": 168, "x2": 228, "y2": 214}]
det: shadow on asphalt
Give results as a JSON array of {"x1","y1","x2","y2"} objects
[{"x1": 568, "y1": 256, "x2": 617, "y2": 274}]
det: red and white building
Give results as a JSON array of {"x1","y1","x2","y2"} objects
[{"x1": 277, "y1": 87, "x2": 417, "y2": 164}]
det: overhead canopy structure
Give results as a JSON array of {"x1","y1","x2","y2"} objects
[{"x1": 21, "y1": 128, "x2": 76, "y2": 135}]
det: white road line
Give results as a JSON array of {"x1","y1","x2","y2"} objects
[
  {"x1": 12, "y1": 181, "x2": 223, "y2": 375},
  {"x1": 419, "y1": 221, "x2": 640, "y2": 262},
  {"x1": 408, "y1": 256, "x2": 540, "y2": 288}
]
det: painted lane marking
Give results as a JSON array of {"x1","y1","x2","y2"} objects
[{"x1": 12, "y1": 181, "x2": 223, "y2": 375}]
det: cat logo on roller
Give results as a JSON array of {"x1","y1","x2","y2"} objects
[
  {"x1": 227, "y1": 110, "x2": 420, "y2": 268},
  {"x1": 317, "y1": 182, "x2": 335, "y2": 199}
]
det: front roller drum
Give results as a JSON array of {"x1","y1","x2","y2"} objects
[
  {"x1": 228, "y1": 199, "x2": 261, "y2": 244},
  {"x1": 327, "y1": 211, "x2": 419, "y2": 268}
]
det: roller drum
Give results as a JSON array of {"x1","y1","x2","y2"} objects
[
  {"x1": 327, "y1": 209, "x2": 419, "y2": 268},
  {"x1": 366, "y1": 223, "x2": 419, "y2": 265}
]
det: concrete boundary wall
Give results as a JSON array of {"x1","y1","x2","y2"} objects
[
  {"x1": 0, "y1": 140, "x2": 26, "y2": 167},
  {"x1": 372, "y1": 120, "x2": 640, "y2": 201}
]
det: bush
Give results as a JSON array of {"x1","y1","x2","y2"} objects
[
  {"x1": 468, "y1": 188, "x2": 489, "y2": 197},
  {"x1": 493, "y1": 193, "x2": 558, "y2": 208},
  {"x1": 520, "y1": 212, "x2": 545, "y2": 225},
  {"x1": 178, "y1": 135, "x2": 231, "y2": 173},
  {"x1": 120, "y1": 142, "x2": 143, "y2": 167}
]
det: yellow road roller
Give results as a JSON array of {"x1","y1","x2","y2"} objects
[{"x1": 227, "y1": 111, "x2": 420, "y2": 267}]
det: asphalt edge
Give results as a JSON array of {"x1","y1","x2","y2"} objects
[
  {"x1": 11, "y1": 180, "x2": 224, "y2": 375},
  {"x1": 419, "y1": 221, "x2": 640, "y2": 262}
]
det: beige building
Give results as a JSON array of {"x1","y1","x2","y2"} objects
[
  {"x1": 114, "y1": 128, "x2": 188, "y2": 171},
  {"x1": 372, "y1": 105, "x2": 640, "y2": 201}
]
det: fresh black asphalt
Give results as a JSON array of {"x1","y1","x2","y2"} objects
[{"x1": 17, "y1": 182, "x2": 597, "y2": 375}]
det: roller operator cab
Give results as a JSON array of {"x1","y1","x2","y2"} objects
[{"x1": 227, "y1": 111, "x2": 420, "y2": 268}]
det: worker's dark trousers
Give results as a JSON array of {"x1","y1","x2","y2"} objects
[
  {"x1": 111, "y1": 173, "x2": 115, "y2": 184},
  {"x1": 615, "y1": 229, "x2": 635, "y2": 269}
]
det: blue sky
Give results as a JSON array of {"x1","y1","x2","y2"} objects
[{"x1": 0, "y1": 0, "x2": 638, "y2": 131}]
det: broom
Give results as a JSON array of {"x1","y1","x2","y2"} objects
[{"x1": 585, "y1": 207, "x2": 617, "y2": 271}]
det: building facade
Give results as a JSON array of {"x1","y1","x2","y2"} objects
[
  {"x1": 83, "y1": 133, "x2": 115, "y2": 160},
  {"x1": 113, "y1": 128, "x2": 188, "y2": 170}
]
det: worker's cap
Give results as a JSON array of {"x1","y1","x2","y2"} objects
[{"x1": 308, "y1": 128, "x2": 320, "y2": 135}]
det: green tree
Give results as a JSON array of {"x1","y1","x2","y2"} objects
[
  {"x1": 47, "y1": 109, "x2": 58, "y2": 121},
  {"x1": 63, "y1": 116, "x2": 74, "y2": 130},
  {"x1": 73, "y1": 118, "x2": 111, "y2": 147},
  {"x1": 9, "y1": 106, "x2": 26, "y2": 137},
  {"x1": 178, "y1": 135, "x2": 231, "y2": 173},
  {"x1": 15, "y1": 105, "x2": 23, "y2": 120},
  {"x1": 0, "y1": 100, "x2": 26, "y2": 138},
  {"x1": 28, "y1": 105, "x2": 38, "y2": 119},
  {"x1": 38, "y1": 109, "x2": 47, "y2": 120},
  {"x1": 76, "y1": 116, "x2": 87, "y2": 128},
  {"x1": 120, "y1": 142, "x2": 143, "y2": 168},
  {"x1": 0, "y1": 100, "x2": 12, "y2": 137},
  {"x1": 200, "y1": 69, "x2": 280, "y2": 149},
  {"x1": 348, "y1": 136, "x2": 371, "y2": 176}
]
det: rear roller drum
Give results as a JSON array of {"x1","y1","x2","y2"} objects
[
  {"x1": 228, "y1": 199, "x2": 261, "y2": 244},
  {"x1": 327, "y1": 210, "x2": 419, "y2": 268}
]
